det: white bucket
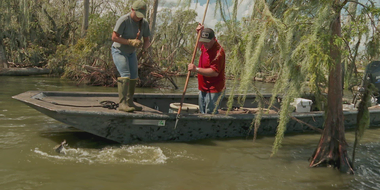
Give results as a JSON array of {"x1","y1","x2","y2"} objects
[
  {"x1": 290, "y1": 98, "x2": 313, "y2": 113},
  {"x1": 169, "y1": 103, "x2": 199, "y2": 113}
]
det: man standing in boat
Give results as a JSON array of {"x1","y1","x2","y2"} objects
[
  {"x1": 188, "y1": 25, "x2": 226, "y2": 114},
  {"x1": 111, "y1": 0, "x2": 150, "y2": 112}
]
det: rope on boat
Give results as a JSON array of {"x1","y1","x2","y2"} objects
[
  {"x1": 35, "y1": 98, "x2": 119, "y2": 110},
  {"x1": 100, "y1": 101, "x2": 119, "y2": 109}
]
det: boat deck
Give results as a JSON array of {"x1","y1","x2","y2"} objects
[
  {"x1": 30, "y1": 92, "x2": 163, "y2": 114},
  {"x1": 16, "y1": 91, "x2": 279, "y2": 115}
]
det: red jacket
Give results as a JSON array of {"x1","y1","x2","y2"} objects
[{"x1": 198, "y1": 41, "x2": 225, "y2": 93}]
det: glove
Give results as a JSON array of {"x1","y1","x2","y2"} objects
[{"x1": 129, "y1": 39, "x2": 142, "y2": 48}]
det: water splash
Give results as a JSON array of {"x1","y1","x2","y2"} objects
[
  {"x1": 33, "y1": 145, "x2": 168, "y2": 165},
  {"x1": 97, "y1": 145, "x2": 167, "y2": 164}
]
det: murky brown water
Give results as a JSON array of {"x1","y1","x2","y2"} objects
[{"x1": 1, "y1": 76, "x2": 380, "y2": 190}]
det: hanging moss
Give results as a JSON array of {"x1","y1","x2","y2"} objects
[{"x1": 217, "y1": 0, "x2": 378, "y2": 158}]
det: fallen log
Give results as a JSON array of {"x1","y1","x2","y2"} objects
[{"x1": 0, "y1": 68, "x2": 51, "y2": 76}]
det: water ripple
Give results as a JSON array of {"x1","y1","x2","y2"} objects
[
  {"x1": 348, "y1": 143, "x2": 380, "y2": 190},
  {"x1": 0, "y1": 116, "x2": 35, "y2": 121},
  {"x1": 0, "y1": 171, "x2": 45, "y2": 190},
  {"x1": 0, "y1": 132, "x2": 26, "y2": 148}
]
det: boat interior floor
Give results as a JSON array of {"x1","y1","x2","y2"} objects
[
  {"x1": 36, "y1": 95, "x2": 163, "y2": 114},
  {"x1": 31, "y1": 93, "x2": 278, "y2": 115}
]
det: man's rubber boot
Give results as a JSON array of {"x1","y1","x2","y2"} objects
[
  {"x1": 127, "y1": 79, "x2": 143, "y2": 111},
  {"x1": 117, "y1": 77, "x2": 135, "y2": 112}
]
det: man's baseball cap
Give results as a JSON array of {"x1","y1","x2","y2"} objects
[
  {"x1": 199, "y1": 28, "x2": 215, "y2": 43},
  {"x1": 132, "y1": 0, "x2": 147, "y2": 18}
]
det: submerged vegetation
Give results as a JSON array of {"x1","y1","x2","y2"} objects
[{"x1": 1, "y1": 0, "x2": 380, "y2": 174}]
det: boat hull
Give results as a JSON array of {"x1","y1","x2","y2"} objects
[{"x1": 13, "y1": 91, "x2": 380, "y2": 144}]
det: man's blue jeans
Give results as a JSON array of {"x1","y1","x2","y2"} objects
[
  {"x1": 111, "y1": 46, "x2": 138, "y2": 79},
  {"x1": 199, "y1": 91, "x2": 224, "y2": 114}
]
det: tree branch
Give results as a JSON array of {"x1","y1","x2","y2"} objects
[{"x1": 347, "y1": 0, "x2": 380, "y2": 33}]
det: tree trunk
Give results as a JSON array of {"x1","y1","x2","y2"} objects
[
  {"x1": 149, "y1": 0, "x2": 158, "y2": 38},
  {"x1": 0, "y1": 38, "x2": 8, "y2": 69},
  {"x1": 309, "y1": 10, "x2": 354, "y2": 174},
  {"x1": 81, "y1": 0, "x2": 89, "y2": 38}
]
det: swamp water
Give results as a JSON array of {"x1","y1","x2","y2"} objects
[{"x1": 1, "y1": 76, "x2": 380, "y2": 190}]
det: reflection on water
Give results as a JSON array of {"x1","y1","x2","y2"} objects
[{"x1": 1, "y1": 76, "x2": 380, "y2": 190}]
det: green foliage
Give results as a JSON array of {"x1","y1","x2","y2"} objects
[
  {"x1": 213, "y1": 0, "x2": 380, "y2": 156},
  {"x1": 152, "y1": 8, "x2": 198, "y2": 73},
  {"x1": 48, "y1": 38, "x2": 95, "y2": 76},
  {"x1": 48, "y1": 38, "x2": 100, "y2": 75},
  {"x1": 356, "y1": 85, "x2": 373, "y2": 141},
  {"x1": 0, "y1": 0, "x2": 379, "y2": 103},
  {"x1": 86, "y1": 13, "x2": 115, "y2": 46},
  {"x1": 366, "y1": 35, "x2": 380, "y2": 59},
  {"x1": 238, "y1": 26, "x2": 267, "y2": 103}
]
